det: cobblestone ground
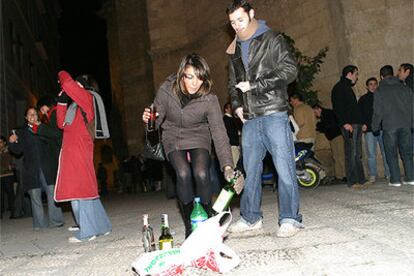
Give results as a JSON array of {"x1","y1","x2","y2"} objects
[{"x1": 1, "y1": 179, "x2": 414, "y2": 275}]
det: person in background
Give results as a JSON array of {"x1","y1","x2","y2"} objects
[
  {"x1": 289, "y1": 93, "x2": 317, "y2": 146},
  {"x1": 55, "y1": 71, "x2": 112, "y2": 242},
  {"x1": 331, "y1": 65, "x2": 367, "y2": 188},
  {"x1": 142, "y1": 54, "x2": 235, "y2": 238},
  {"x1": 312, "y1": 104, "x2": 346, "y2": 183},
  {"x1": 225, "y1": 0, "x2": 302, "y2": 238},
  {"x1": 0, "y1": 136, "x2": 16, "y2": 219},
  {"x1": 358, "y1": 77, "x2": 390, "y2": 183},
  {"x1": 8, "y1": 107, "x2": 64, "y2": 230},
  {"x1": 37, "y1": 96, "x2": 63, "y2": 184},
  {"x1": 372, "y1": 65, "x2": 414, "y2": 187},
  {"x1": 397, "y1": 63, "x2": 413, "y2": 91}
]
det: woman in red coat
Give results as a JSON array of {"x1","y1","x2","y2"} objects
[{"x1": 55, "y1": 70, "x2": 111, "y2": 243}]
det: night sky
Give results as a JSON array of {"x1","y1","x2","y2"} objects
[{"x1": 58, "y1": 0, "x2": 111, "y2": 109}]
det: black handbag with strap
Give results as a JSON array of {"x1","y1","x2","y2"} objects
[{"x1": 143, "y1": 129, "x2": 165, "y2": 161}]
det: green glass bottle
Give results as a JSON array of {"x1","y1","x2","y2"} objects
[
  {"x1": 212, "y1": 172, "x2": 239, "y2": 213},
  {"x1": 190, "y1": 197, "x2": 208, "y2": 231},
  {"x1": 158, "y1": 214, "x2": 173, "y2": 250}
]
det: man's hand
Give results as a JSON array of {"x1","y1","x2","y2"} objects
[
  {"x1": 234, "y1": 107, "x2": 246, "y2": 123},
  {"x1": 9, "y1": 133, "x2": 18, "y2": 143},
  {"x1": 235, "y1": 81, "x2": 251, "y2": 93}
]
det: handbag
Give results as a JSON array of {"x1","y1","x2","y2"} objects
[{"x1": 143, "y1": 129, "x2": 165, "y2": 161}]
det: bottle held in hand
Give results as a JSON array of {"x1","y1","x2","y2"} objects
[
  {"x1": 142, "y1": 214, "x2": 156, "y2": 252},
  {"x1": 158, "y1": 214, "x2": 173, "y2": 250},
  {"x1": 212, "y1": 170, "x2": 242, "y2": 213},
  {"x1": 147, "y1": 104, "x2": 156, "y2": 131}
]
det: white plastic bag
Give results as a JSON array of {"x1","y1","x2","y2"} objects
[
  {"x1": 181, "y1": 211, "x2": 240, "y2": 273},
  {"x1": 131, "y1": 248, "x2": 184, "y2": 276}
]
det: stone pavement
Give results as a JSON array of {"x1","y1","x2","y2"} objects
[{"x1": 1, "y1": 179, "x2": 414, "y2": 276}]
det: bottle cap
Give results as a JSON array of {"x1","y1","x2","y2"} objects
[{"x1": 194, "y1": 197, "x2": 200, "y2": 203}]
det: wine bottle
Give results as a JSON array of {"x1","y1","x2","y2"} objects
[
  {"x1": 212, "y1": 171, "x2": 240, "y2": 213},
  {"x1": 158, "y1": 214, "x2": 173, "y2": 250},
  {"x1": 142, "y1": 214, "x2": 156, "y2": 252}
]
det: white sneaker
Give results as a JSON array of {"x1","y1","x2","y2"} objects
[
  {"x1": 388, "y1": 182, "x2": 402, "y2": 187},
  {"x1": 368, "y1": 176, "x2": 376, "y2": 183},
  {"x1": 228, "y1": 218, "x2": 262, "y2": 233},
  {"x1": 402, "y1": 180, "x2": 414, "y2": 185},
  {"x1": 68, "y1": 235, "x2": 96, "y2": 243},
  {"x1": 68, "y1": 226, "x2": 80, "y2": 232},
  {"x1": 277, "y1": 223, "x2": 300, "y2": 238}
]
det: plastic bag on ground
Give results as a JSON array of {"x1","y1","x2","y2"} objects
[
  {"x1": 181, "y1": 211, "x2": 240, "y2": 273},
  {"x1": 131, "y1": 248, "x2": 184, "y2": 276}
]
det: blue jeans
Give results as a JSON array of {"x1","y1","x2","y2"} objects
[
  {"x1": 28, "y1": 171, "x2": 64, "y2": 229},
  {"x1": 241, "y1": 112, "x2": 302, "y2": 227},
  {"x1": 365, "y1": 131, "x2": 390, "y2": 178},
  {"x1": 341, "y1": 125, "x2": 366, "y2": 185},
  {"x1": 383, "y1": 128, "x2": 414, "y2": 183},
  {"x1": 71, "y1": 199, "x2": 112, "y2": 240}
]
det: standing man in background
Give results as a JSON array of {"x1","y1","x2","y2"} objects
[
  {"x1": 331, "y1": 65, "x2": 367, "y2": 189},
  {"x1": 226, "y1": 0, "x2": 302, "y2": 238},
  {"x1": 358, "y1": 77, "x2": 390, "y2": 183}
]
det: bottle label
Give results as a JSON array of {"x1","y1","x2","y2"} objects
[
  {"x1": 159, "y1": 239, "x2": 173, "y2": 250},
  {"x1": 212, "y1": 189, "x2": 234, "y2": 213},
  {"x1": 191, "y1": 217, "x2": 207, "y2": 231}
]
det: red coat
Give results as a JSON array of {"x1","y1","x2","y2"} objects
[{"x1": 54, "y1": 71, "x2": 99, "y2": 202}]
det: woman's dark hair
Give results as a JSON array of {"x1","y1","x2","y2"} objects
[
  {"x1": 226, "y1": 0, "x2": 253, "y2": 15},
  {"x1": 24, "y1": 106, "x2": 37, "y2": 117},
  {"x1": 174, "y1": 53, "x2": 212, "y2": 96},
  {"x1": 75, "y1": 74, "x2": 99, "y2": 92}
]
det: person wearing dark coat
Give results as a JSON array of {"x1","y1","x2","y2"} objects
[
  {"x1": 358, "y1": 77, "x2": 390, "y2": 183},
  {"x1": 8, "y1": 107, "x2": 64, "y2": 230},
  {"x1": 37, "y1": 96, "x2": 63, "y2": 182},
  {"x1": 312, "y1": 104, "x2": 346, "y2": 182},
  {"x1": 331, "y1": 65, "x2": 366, "y2": 188}
]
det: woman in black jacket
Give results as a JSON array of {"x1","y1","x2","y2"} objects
[{"x1": 9, "y1": 106, "x2": 64, "y2": 230}]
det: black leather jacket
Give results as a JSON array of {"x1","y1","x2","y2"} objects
[{"x1": 228, "y1": 31, "x2": 298, "y2": 119}]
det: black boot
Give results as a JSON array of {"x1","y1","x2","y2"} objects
[{"x1": 178, "y1": 201, "x2": 193, "y2": 238}]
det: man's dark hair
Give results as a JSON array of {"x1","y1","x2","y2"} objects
[
  {"x1": 380, "y1": 65, "x2": 394, "y2": 78},
  {"x1": 224, "y1": 102, "x2": 231, "y2": 110},
  {"x1": 226, "y1": 0, "x2": 253, "y2": 15},
  {"x1": 0, "y1": 135, "x2": 6, "y2": 143},
  {"x1": 289, "y1": 93, "x2": 303, "y2": 102},
  {"x1": 311, "y1": 103, "x2": 322, "y2": 110},
  {"x1": 342, "y1": 65, "x2": 358, "y2": 78},
  {"x1": 400, "y1": 63, "x2": 413, "y2": 74},
  {"x1": 365, "y1": 77, "x2": 378, "y2": 86}
]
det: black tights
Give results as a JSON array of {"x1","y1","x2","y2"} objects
[{"x1": 168, "y1": 149, "x2": 211, "y2": 205}]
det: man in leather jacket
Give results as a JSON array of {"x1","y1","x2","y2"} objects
[{"x1": 226, "y1": 0, "x2": 303, "y2": 238}]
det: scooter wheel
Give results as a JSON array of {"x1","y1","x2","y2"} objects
[{"x1": 298, "y1": 166, "x2": 319, "y2": 188}]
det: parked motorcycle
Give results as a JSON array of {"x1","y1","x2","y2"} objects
[{"x1": 295, "y1": 142, "x2": 326, "y2": 189}]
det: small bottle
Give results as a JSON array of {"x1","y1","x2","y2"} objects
[
  {"x1": 190, "y1": 197, "x2": 208, "y2": 231},
  {"x1": 212, "y1": 171, "x2": 240, "y2": 213},
  {"x1": 142, "y1": 214, "x2": 156, "y2": 252},
  {"x1": 159, "y1": 214, "x2": 173, "y2": 250},
  {"x1": 147, "y1": 104, "x2": 156, "y2": 131}
]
